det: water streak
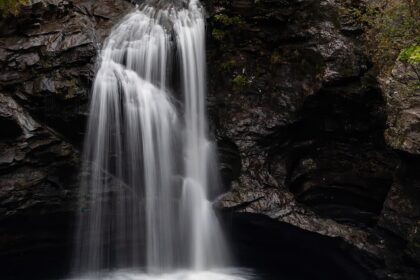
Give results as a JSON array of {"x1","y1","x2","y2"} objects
[{"x1": 74, "y1": 0, "x2": 229, "y2": 277}]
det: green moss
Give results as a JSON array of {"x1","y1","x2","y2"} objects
[
  {"x1": 232, "y1": 74, "x2": 247, "y2": 90},
  {"x1": 213, "y1": 13, "x2": 245, "y2": 27},
  {"x1": 211, "y1": 14, "x2": 245, "y2": 43},
  {"x1": 0, "y1": 0, "x2": 27, "y2": 17},
  {"x1": 398, "y1": 45, "x2": 420, "y2": 65},
  {"x1": 354, "y1": 0, "x2": 420, "y2": 72},
  {"x1": 220, "y1": 58, "x2": 237, "y2": 71},
  {"x1": 212, "y1": 28, "x2": 225, "y2": 41}
]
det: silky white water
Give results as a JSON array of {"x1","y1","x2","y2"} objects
[
  {"x1": 72, "y1": 0, "x2": 248, "y2": 279},
  {"x1": 67, "y1": 269, "x2": 254, "y2": 280}
]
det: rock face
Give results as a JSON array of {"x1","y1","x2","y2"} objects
[
  {"x1": 379, "y1": 62, "x2": 420, "y2": 272},
  {"x1": 0, "y1": 92, "x2": 79, "y2": 278},
  {"x1": 0, "y1": 92, "x2": 78, "y2": 217},
  {"x1": 0, "y1": 0, "x2": 134, "y2": 144},
  {"x1": 0, "y1": 0, "x2": 419, "y2": 279},
  {"x1": 205, "y1": 0, "x2": 420, "y2": 278},
  {"x1": 381, "y1": 62, "x2": 420, "y2": 155},
  {"x1": 0, "y1": 0, "x2": 134, "y2": 214}
]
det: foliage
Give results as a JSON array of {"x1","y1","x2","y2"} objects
[
  {"x1": 232, "y1": 74, "x2": 247, "y2": 90},
  {"x1": 220, "y1": 58, "x2": 237, "y2": 71},
  {"x1": 212, "y1": 28, "x2": 225, "y2": 41},
  {"x1": 398, "y1": 44, "x2": 420, "y2": 65},
  {"x1": 213, "y1": 13, "x2": 245, "y2": 27},
  {"x1": 0, "y1": 0, "x2": 27, "y2": 17},
  {"x1": 355, "y1": 0, "x2": 420, "y2": 72},
  {"x1": 211, "y1": 14, "x2": 245, "y2": 42}
]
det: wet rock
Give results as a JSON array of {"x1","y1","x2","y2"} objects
[
  {"x1": 376, "y1": 59, "x2": 420, "y2": 273},
  {"x1": 0, "y1": 93, "x2": 79, "y2": 214},
  {"x1": 0, "y1": 93, "x2": 79, "y2": 277},
  {"x1": 207, "y1": 0, "x2": 420, "y2": 278},
  {"x1": 0, "y1": 0, "x2": 134, "y2": 144},
  {"x1": 377, "y1": 152, "x2": 420, "y2": 271},
  {"x1": 381, "y1": 62, "x2": 420, "y2": 155}
]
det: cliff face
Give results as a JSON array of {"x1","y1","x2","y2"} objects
[
  {"x1": 0, "y1": 0, "x2": 419, "y2": 279},
  {"x1": 0, "y1": 0, "x2": 134, "y2": 143},
  {"x1": 205, "y1": 0, "x2": 419, "y2": 278},
  {"x1": 379, "y1": 60, "x2": 420, "y2": 274}
]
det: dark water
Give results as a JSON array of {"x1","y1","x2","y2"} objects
[{"x1": 1, "y1": 212, "x2": 374, "y2": 280}]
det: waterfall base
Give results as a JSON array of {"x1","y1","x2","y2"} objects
[{"x1": 65, "y1": 268, "x2": 254, "y2": 280}]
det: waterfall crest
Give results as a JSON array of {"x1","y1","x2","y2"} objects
[{"x1": 73, "y1": 0, "x2": 233, "y2": 277}]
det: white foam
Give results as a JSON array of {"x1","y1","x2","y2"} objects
[{"x1": 67, "y1": 268, "x2": 255, "y2": 280}]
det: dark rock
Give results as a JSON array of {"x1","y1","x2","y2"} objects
[
  {"x1": 0, "y1": 0, "x2": 134, "y2": 145},
  {"x1": 0, "y1": 93, "x2": 79, "y2": 221},
  {"x1": 378, "y1": 152, "x2": 420, "y2": 268},
  {"x1": 207, "y1": 0, "x2": 420, "y2": 278},
  {"x1": 0, "y1": 74, "x2": 79, "y2": 280},
  {"x1": 380, "y1": 62, "x2": 420, "y2": 155}
]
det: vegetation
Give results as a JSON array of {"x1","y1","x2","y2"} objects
[
  {"x1": 232, "y1": 74, "x2": 247, "y2": 90},
  {"x1": 213, "y1": 13, "x2": 245, "y2": 27},
  {"x1": 220, "y1": 58, "x2": 237, "y2": 71},
  {"x1": 211, "y1": 13, "x2": 245, "y2": 42},
  {"x1": 398, "y1": 44, "x2": 420, "y2": 65},
  {"x1": 354, "y1": 0, "x2": 419, "y2": 72},
  {"x1": 0, "y1": 0, "x2": 27, "y2": 17},
  {"x1": 212, "y1": 28, "x2": 225, "y2": 41}
]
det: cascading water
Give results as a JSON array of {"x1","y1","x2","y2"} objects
[{"x1": 71, "y1": 0, "x2": 252, "y2": 279}]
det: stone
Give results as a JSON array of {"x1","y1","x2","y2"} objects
[
  {"x1": 207, "y1": 0, "x2": 420, "y2": 278},
  {"x1": 381, "y1": 62, "x2": 420, "y2": 155},
  {"x1": 0, "y1": 0, "x2": 133, "y2": 143}
]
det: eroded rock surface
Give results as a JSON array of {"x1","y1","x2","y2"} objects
[
  {"x1": 378, "y1": 61, "x2": 420, "y2": 271},
  {"x1": 381, "y1": 62, "x2": 420, "y2": 155},
  {"x1": 0, "y1": 92, "x2": 79, "y2": 278},
  {"x1": 206, "y1": 0, "x2": 420, "y2": 278},
  {"x1": 0, "y1": 0, "x2": 134, "y2": 144}
]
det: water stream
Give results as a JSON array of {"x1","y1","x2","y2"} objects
[{"x1": 71, "y1": 1, "x2": 250, "y2": 279}]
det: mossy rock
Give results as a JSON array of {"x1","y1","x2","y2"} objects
[
  {"x1": 0, "y1": 0, "x2": 28, "y2": 17},
  {"x1": 399, "y1": 45, "x2": 420, "y2": 65},
  {"x1": 232, "y1": 74, "x2": 247, "y2": 90}
]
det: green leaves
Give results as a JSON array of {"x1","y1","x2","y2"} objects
[
  {"x1": 213, "y1": 14, "x2": 245, "y2": 27},
  {"x1": 358, "y1": 0, "x2": 419, "y2": 72},
  {"x1": 398, "y1": 45, "x2": 420, "y2": 65},
  {"x1": 0, "y1": 0, "x2": 28, "y2": 17},
  {"x1": 232, "y1": 74, "x2": 247, "y2": 90},
  {"x1": 211, "y1": 28, "x2": 225, "y2": 41}
]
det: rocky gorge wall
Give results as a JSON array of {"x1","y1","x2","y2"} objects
[
  {"x1": 0, "y1": 0, "x2": 419, "y2": 279},
  {"x1": 205, "y1": 0, "x2": 420, "y2": 278}
]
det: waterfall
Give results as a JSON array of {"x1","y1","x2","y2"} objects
[{"x1": 71, "y1": 1, "x2": 249, "y2": 279}]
